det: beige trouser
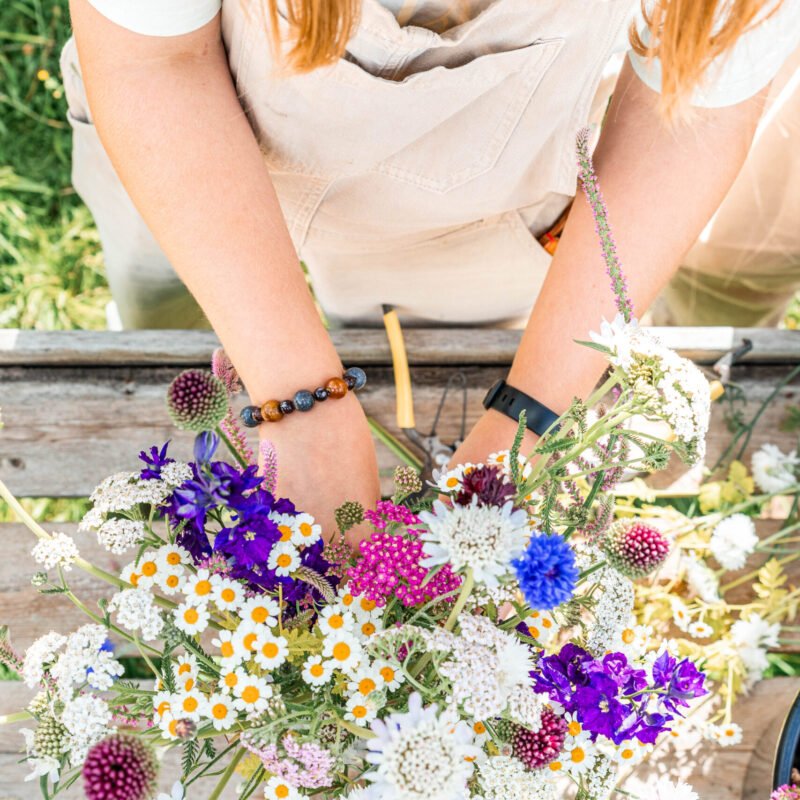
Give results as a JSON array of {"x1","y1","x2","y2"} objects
[{"x1": 60, "y1": 19, "x2": 800, "y2": 330}]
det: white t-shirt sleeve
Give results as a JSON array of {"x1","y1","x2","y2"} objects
[
  {"x1": 629, "y1": 0, "x2": 800, "y2": 107},
  {"x1": 86, "y1": 0, "x2": 222, "y2": 37}
]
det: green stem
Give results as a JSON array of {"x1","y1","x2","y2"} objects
[
  {"x1": 0, "y1": 710, "x2": 32, "y2": 725},
  {"x1": 215, "y1": 426, "x2": 248, "y2": 469},
  {"x1": 207, "y1": 747, "x2": 246, "y2": 800},
  {"x1": 444, "y1": 569, "x2": 474, "y2": 632},
  {"x1": 336, "y1": 716, "x2": 376, "y2": 740},
  {"x1": 367, "y1": 417, "x2": 424, "y2": 471}
]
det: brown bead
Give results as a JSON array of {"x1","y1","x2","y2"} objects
[
  {"x1": 325, "y1": 377, "x2": 349, "y2": 399},
  {"x1": 260, "y1": 399, "x2": 284, "y2": 422}
]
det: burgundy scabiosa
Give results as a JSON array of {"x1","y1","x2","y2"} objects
[
  {"x1": 455, "y1": 465, "x2": 517, "y2": 508},
  {"x1": 166, "y1": 369, "x2": 228, "y2": 432},
  {"x1": 603, "y1": 520, "x2": 670, "y2": 579},
  {"x1": 509, "y1": 710, "x2": 568, "y2": 769},
  {"x1": 347, "y1": 528, "x2": 461, "y2": 607},
  {"x1": 83, "y1": 734, "x2": 158, "y2": 800}
]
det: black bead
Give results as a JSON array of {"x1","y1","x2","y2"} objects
[
  {"x1": 294, "y1": 390, "x2": 315, "y2": 412},
  {"x1": 313, "y1": 387, "x2": 329, "y2": 401},
  {"x1": 278, "y1": 400, "x2": 295, "y2": 415},
  {"x1": 240, "y1": 405, "x2": 262, "y2": 428}
]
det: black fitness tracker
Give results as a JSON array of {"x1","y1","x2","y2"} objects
[{"x1": 482, "y1": 379, "x2": 560, "y2": 437}]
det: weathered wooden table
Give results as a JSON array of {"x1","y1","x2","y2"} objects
[{"x1": 0, "y1": 327, "x2": 798, "y2": 797}]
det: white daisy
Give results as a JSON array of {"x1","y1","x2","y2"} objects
[
  {"x1": 323, "y1": 632, "x2": 363, "y2": 673},
  {"x1": 522, "y1": 609, "x2": 558, "y2": 645},
  {"x1": 352, "y1": 595, "x2": 384, "y2": 621},
  {"x1": 318, "y1": 606, "x2": 355, "y2": 636},
  {"x1": 239, "y1": 596, "x2": 280, "y2": 628},
  {"x1": 264, "y1": 776, "x2": 302, "y2": 800},
  {"x1": 174, "y1": 688, "x2": 207, "y2": 721},
  {"x1": 206, "y1": 693, "x2": 237, "y2": 731},
  {"x1": 219, "y1": 666, "x2": 248, "y2": 695},
  {"x1": 156, "y1": 571, "x2": 186, "y2": 596},
  {"x1": 302, "y1": 654, "x2": 333, "y2": 687},
  {"x1": 354, "y1": 614, "x2": 385, "y2": 642},
  {"x1": 706, "y1": 722, "x2": 743, "y2": 747},
  {"x1": 232, "y1": 620, "x2": 266, "y2": 658},
  {"x1": 292, "y1": 512, "x2": 322, "y2": 546},
  {"x1": 174, "y1": 603, "x2": 210, "y2": 635},
  {"x1": 212, "y1": 629, "x2": 245, "y2": 666},
  {"x1": 156, "y1": 544, "x2": 191, "y2": 571},
  {"x1": 253, "y1": 631, "x2": 289, "y2": 670},
  {"x1": 345, "y1": 694, "x2": 380, "y2": 727},
  {"x1": 211, "y1": 577, "x2": 245, "y2": 612},
  {"x1": 233, "y1": 675, "x2": 272, "y2": 713},
  {"x1": 560, "y1": 733, "x2": 597, "y2": 776},
  {"x1": 375, "y1": 661, "x2": 404, "y2": 692},
  {"x1": 153, "y1": 691, "x2": 174, "y2": 722},
  {"x1": 268, "y1": 542, "x2": 301, "y2": 577},
  {"x1": 173, "y1": 654, "x2": 198, "y2": 680},
  {"x1": 183, "y1": 569, "x2": 215, "y2": 606},
  {"x1": 653, "y1": 777, "x2": 700, "y2": 800},
  {"x1": 420, "y1": 498, "x2": 529, "y2": 587},
  {"x1": 612, "y1": 739, "x2": 651, "y2": 767},
  {"x1": 132, "y1": 551, "x2": 162, "y2": 588},
  {"x1": 120, "y1": 561, "x2": 143, "y2": 588},
  {"x1": 348, "y1": 666, "x2": 383, "y2": 698},
  {"x1": 688, "y1": 620, "x2": 713, "y2": 639}
]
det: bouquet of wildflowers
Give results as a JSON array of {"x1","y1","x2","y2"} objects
[{"x1": 0, "y1": 132, "x2": 715, "y2": 800}]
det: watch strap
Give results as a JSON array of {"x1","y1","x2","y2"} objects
[{"x1": 482, "y1": 379, "x2": 560, "y2": 437}]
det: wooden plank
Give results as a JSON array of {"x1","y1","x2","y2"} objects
[
  {"x1": 1, "y1": 327, "x2": 799, "y2": 367},
  {"x1": 1, "y1": 362, "x2": 797, "y2": 498}
]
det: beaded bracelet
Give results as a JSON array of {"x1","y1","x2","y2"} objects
[{"x1": 239, "y1": 367, "x2": 367, "y2": 427}]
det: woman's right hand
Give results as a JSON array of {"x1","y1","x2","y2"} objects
[{"x1": 258, "y1": 392, "x2": 380, "y2": 545}]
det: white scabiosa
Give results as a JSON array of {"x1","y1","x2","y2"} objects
[
  {"x1": 419, "y1": 498, "x2": 528, "y2": 587},
  {"x1": 652, "y1": 777, "x2": 699, "y2": 800},
  {"x1": 365, "y1": 693, "x2": 480, "y2": 800},
  {"x1": 752, "y1": 443, "x2": 799, "y2": 494},
  {"x1": 709, "y1": 514, "x2": 758, "y2": 571}
]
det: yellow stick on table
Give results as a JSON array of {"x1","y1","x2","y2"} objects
[{"x1": 382, "y1": 305, "x2": 416, "y2": 430}]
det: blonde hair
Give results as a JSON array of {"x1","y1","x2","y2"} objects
[
  {"x1": 268, "y1": 0, "x2": 778, "y2": 114},
  {"x1": 630, "y1": 0, "x2": 780, "y2": 119}
]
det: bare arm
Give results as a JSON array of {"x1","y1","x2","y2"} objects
[
  {"x1": 70, "y1": 0, "x2": 379, "y2": 534},
  {"x1": 455, "y1": 59, "x2": 766, "y2": 462}
]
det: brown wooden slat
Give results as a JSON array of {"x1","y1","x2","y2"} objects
[{"x1": 1, "y1": 327, "x2": 799, "y2": 367}]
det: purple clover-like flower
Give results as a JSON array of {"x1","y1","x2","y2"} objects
[{"x1": 83, "y1": 735, "x2": 158, "y2": 800}]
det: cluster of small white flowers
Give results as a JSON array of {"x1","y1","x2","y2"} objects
[
  {"x1": 438, "y1": 615, "x2": 535, "y2": 722},
  {"x1": 752, "y1": 443, "x2": 799, "y2": 494},
  {"x1": 31, "y1": 532, "x2": 80, "y2": 571},
  {"x1": 109, "y1": 587, "x2": 165, "y2": 641},
  {"x1": 709, "y1": 514, "x2": 758, "y2": 571},
  {"x1": 611, "y1": 620, "x2": 652, "y2": 660},
  {"x1": 50, "y1": 624, "x2": 124, "y2": 700},
  {"x1": 420, "y1": 498, "x2": 529, "y2": 587},
  {"x1": 581, "y1": 752, "x2": 617, "y2": 800},
  {"x1": 89, "y1": 471, "x2": 173, "y2": 514},
  {"x1": 96, "y1": 518, "x2": 147, "y2": 554},
  {"x1": 159, "y1": 461, "x2": 194, "y2": 487},
  {"x1": 590, "y1": 316, "x2": 710, "y2": 461},
  {"x1": 585, "y1": 566, "x2": 634, "y2": 657},
  {"x1": 705, "y1": 722, "x2": 743, "y2": 747},
  {"x1": 22, "y1": 632, "x2": 67, "y2": 687},
  {"x1": 506, "y1": 684, "x2": 545, "y2": 730},
  {"x1": 60, "y1": 694, "x2": 113, "y2": 762},
  {"x1": 477, "y1": 756, "x2": 555, "y2": 800},
  {"x1": 365, "y1": 693, "x2": 480, "y2": 800}
]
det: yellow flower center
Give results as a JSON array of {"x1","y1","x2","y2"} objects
[
  {"x1": 241, "y1": 686, "x2": 260, "y2": 704},
  {"x1": 262, "y1": 642, "x2": 280, "y2": 659},
  {"x1": 361, "y1": 623, "x2": 376, "y2": 637},
  {"x1": 352, "y1": 705, "x2": 368, "y2": 719},
  {"x1": 167, "y1": 552, "x2": 181, "y2": 565},
  {"x1": 310, "y1": 664, "x2": 325, "y2": 678},
  {"x1": 571, "y1": 748, "x2": 585, "y2": 764},
  {"x1": 243, "y1": 633, "x2": 258, "y2": 651},
  {"x1": 380, "y1": 667, "x2": 395, "y2": 683},
  {"x1": 251, "y1": 606, "x2": 269, "y2": 624},
  {"x1": 568, "y1": 721, "x2": 581, "y2": 737},
  {"x1": 212, "y1": 703, "x2": 229, "y2": 720},
  {"x1": 279, "y1": 525, "x2": 293, "y2": 542},
  {"x1": 473, "y1": 722, "x2": 486, "y2": 735},
  {"x1": 183, "y1": 697, "x2": 198, "y2": 713},
  {"x1": 141, "y1": 561, "x2": 157, "y2": 576},
  {"x1": 333, "y1": 643, "x2": 351, "y2": 661},
  {"x1": 621, "y1": 628, "x2": 635, "y2": 644},
  {"x1": 328, "y1": 614, "x2": 344, "y2": 629},
  {"x1": 275, "y1": 786, "x2": 290, "y2": 799},
  {"x1": 225, "y1": 673, "x2": 238, "y2": 688},
  {"x1": 358, "y1": 678, "x2": 376, "y2": 695},
  {"x1": 221, "y1": 588, "x2": 236, "y2": 603},
  {"x1": 166, "y1": 575, "x2": 179, "y2": 588},
  {"x1": 195, "y1": 579, "x2": 212, "y2": 596},
  {"x1": 183, "y1": 608, "x2": 199, "y2": 625},
  {"x1": 277, "y1": 554, "x2": 293, "y2": 568},
  {"x1": 221, "y1": 642, "x2": 234, "y2": 658},
  {"x1": 621, "y1": 748, "x2": 634, "y2": 760},
  {"x1": 300, "y1": 522, "x2": 314, "y2": 537}
]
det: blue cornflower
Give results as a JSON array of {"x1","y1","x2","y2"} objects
[
  {"x1": 512, "y1": 533, "x2": 578, "y2": 610},
  {"x1": 138, "y1": 441, "x2": 174, "y2": 480}
]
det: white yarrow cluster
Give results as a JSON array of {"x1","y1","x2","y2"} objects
[
  {"x1": 109, "y1": 587, "x2": 165, "y2": 641},
  {"x1": 365, "y1": 693, "x2": 480, "y2": 800},
  {"x1": 652, "y1": 776, "x2": 700, "y2": 800},
  {"x1": 50, "y1": 624, "x2": 124, "y2": 700},
  {"x1": 586, "y1": 566, "x2": 634, "y2": 656},
  {"x1": 477, "y1": 756, "x2": 555, "y2": 800},
  {"x1": 437, "y1": 615, "x2": 536, "y2": 723},
  {"x1": 590, "y1": 316, "x2": 711, "y2": 461},
  {"x1": 22, "y1": 632, "x2": 67, "y2": 687},
  {"x1": 751, "y1": 443, "x2": 799, "y2": 494},
  {"x1": 709, "y1": 514, "x2": 758, "y2": 571},
  {"x1": 31, "y1": 532, "x2": 80, "y2": 571},
  {"x1": 96, "y1": 518, "x2": 147, "y2": 554},
  {"x1": 88, "y1": 471, "x2": 173, "y2": 514},
  {"x1": 731, "y1": 613, "x2": 780, "y2": 682},
  {"x1": 60, "y1": 694, "x2": 113, "y2": 762},
  {"x1": 420, "y1": 498, "x2": 529, "y2": 587}
]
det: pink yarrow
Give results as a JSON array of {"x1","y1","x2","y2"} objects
[{"x1": 243, "y1": 734, "x2": 334, "y2": 789}]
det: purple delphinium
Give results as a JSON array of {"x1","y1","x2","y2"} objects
[
  {"x1": 534, "y1": 644, "x2": 706, "y2": 745},
  {"x1": 138, "y1": 442, "x2": 174, "y2": 481}
]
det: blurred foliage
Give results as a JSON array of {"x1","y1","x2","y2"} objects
[{"x1": 1, "y1": 0, "x2": 110, "y2": 329}]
